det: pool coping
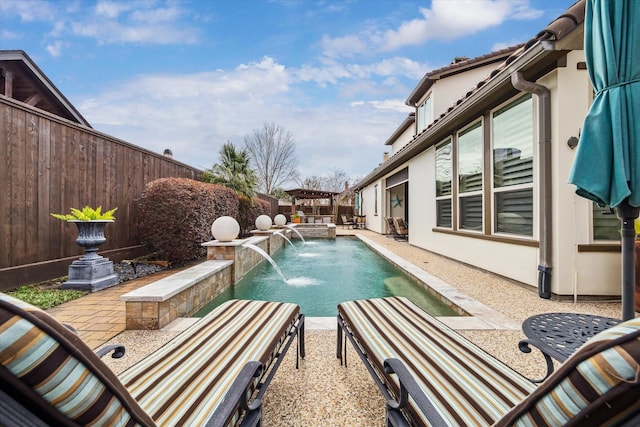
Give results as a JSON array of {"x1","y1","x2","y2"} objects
[
  {"x1": 355, "y1": 234, "x2": 521, "y2": 331},
  {"x1": 165, "y1": 235, "x2": 520, "y2": 332}
]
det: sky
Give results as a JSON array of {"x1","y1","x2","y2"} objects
[{"x1": 1, "y1": 0, "x2": 576, "y2": 186}]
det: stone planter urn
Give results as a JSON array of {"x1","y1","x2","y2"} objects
[{"x1": 62, "y1": 220, "x2": 118, "y2": 292}]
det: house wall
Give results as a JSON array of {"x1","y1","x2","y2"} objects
[
  {"x1": 552, "y1": 50, "x2": 621, "y2": 297},
  {"x1": 414, "y1": 63, "x2": 503, "y2": 131},
  {"x1": 389, "y1": 125, "x2": 414, "y2": 155},
  {"x1": 362, "y1": 50, "x2": 622, "y2": 299},
  {"x1": 360, "y1": 180, "x2": 384, "y2": 234}
]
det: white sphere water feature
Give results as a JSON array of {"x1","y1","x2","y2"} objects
[
  {"x1": 255, "y1": 215, "x2": 272, "y2": 231},
  {"x1": 211, "y1": 216, "x2": 240, "y2": 242},
  {"x1": 274, "y1": 214, "x2": 287, "y2": 226}
]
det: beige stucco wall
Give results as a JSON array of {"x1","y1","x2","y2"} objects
[
  {"x1": 389, "y1": 125, "x2": 415, "y2": 155},
  {"x1": 362, "y1": 50, "x2": 623, "y2": 299}
]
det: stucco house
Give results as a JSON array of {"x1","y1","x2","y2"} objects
[{"x1": 355, "y1": 0, "x2": 620, "y2": 300}]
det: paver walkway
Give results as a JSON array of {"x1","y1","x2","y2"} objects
[
  {"x1": 46, "y1": 228, "x2": 360, "y2": 350},
  {"x1": 46, "y1": 269, "x2": 181, "y2": 349}
]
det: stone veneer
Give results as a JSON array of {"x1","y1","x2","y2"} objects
[
  {"x1": 123, "y1": 234, "x2": 289, "y2": 330},
  {"x1": 290, "y1": 223, "x2": 336, "y2": 239},
  {"x1": 123, "y1": 260, "x2": 233, "y2": 330}
]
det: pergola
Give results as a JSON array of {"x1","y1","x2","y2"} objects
[{"x1": 285, "y1": 188, "x2": 339, "y2": 216}]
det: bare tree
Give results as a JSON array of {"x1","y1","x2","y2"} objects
[
  {"x1": 244, "y1": 123, "x2": 298, "y2": 195},
  {"x1": 323, "y1": 168, "x2": 349, "y2": 193}
]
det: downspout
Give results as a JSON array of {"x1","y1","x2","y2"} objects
[{"x1": 511, "y1": 71, "x2": 552, "y2": 299}]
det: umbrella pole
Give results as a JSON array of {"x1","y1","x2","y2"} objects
[{"x1": 616, "y1": 199, "x2": 639, "y2": 321}]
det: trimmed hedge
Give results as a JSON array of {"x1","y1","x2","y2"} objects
[
  {"x1": 237, "y1": 195, "x2": 271, "y2": 237},
  {"x1": 137, "y1": 178, "x2": 239, "y2": 264}
]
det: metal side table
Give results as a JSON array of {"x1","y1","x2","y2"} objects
[{"x1": 518, "y1": 312, "x2": 620, "y2": 382}]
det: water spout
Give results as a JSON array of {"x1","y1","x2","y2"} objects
[
  {"x1": 242, "y1": 242, "x2": 288, "y2": 283},
  {"x1": 273, "y1": 231, "x2": 298, "y2": 252},
  {"x1": 285, "y1": 225, "x2": 306, "y2": 243}
]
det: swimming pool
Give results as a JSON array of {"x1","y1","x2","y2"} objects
[{"x1": 195, "y1": 237, "x2": 462, "y2": 317}]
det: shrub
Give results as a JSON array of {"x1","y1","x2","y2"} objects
[
  {"x1": 237, "y1": 195, "x2": 271, "y2": 236},
  {"x1": 137, "y1": 178, "x2": 239, "y2": 264}
]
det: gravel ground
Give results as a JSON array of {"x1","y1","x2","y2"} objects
[{"x1": 100, "y1": 230, "x2": 628, "y2": 426}]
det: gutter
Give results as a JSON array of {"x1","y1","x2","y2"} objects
[{"x1": 511, "y1": 71, "x2": 552, "y2": 299}]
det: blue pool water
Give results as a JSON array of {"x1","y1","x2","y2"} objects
[{"x1": 195, "y1": 237, "x2": 462, "y2": 317}]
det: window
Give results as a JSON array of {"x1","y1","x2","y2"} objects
[
  {"x1": 593, "y1": 203, "x2": 620, "y2": 240},
  {"x1": 417, "y1": 96, "x2": 432, "y2": 132},
  {"x1": 458, "y1": 122, "x2": 483, "y2": 230},
  {"x1": 435, "y1": 139, "x2": 452, "y2": 227},
  {"x1": 374, "y1": 184, "x2": 378, "y2": 215},
  {"x1": 492, "y1": 95, "x2": 534, "y2": 236}
]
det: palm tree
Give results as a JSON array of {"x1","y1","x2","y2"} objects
[{"x1": 203, "y1": 142, "x2": 258, "y2": 198}]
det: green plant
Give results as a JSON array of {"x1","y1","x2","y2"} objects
[
  {"x1": 51, "y1": 206, "x2": 117, "y2": 221},
  {"x1": 635, "y1": 219, "x2": 640, "y2": 238},
  {"x1": 8, "y1": 285, "x2": 86, "y2": 309},
  {"x1": 291, "y1": 213, "x2": 300, "y2": 219},
  {"x1": 137, "y1": 178, "x2": 239, "y2": 264}
]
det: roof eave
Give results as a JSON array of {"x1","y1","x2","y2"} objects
[
  {"x1": 0, "y1": 50, "x2": 91, "y2": 128},
  {"x1": 356, "y1": 40, "x2": 568, "y2": 190}
]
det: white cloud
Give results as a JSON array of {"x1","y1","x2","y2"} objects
[
  {"x1": 320, "y1": 0, "x2": 543, "y2": 57},
  {"x1": 0, "y1": 0, "x2": 56, "y2": 22},
  {"x1": 78, "y1": 56, "x2": 405, "y2": 177},
  {"x1": 95, "y1": 1, "x2": 133, "y2": 18},
  {"x1": 46, "y1": 41, "x2": 65, "y2": 57},
  {"x1": 295, "y1": 57, "x2": 426, "y2": 87}
]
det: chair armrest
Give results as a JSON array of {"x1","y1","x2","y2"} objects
[
  {"x1": 95, "y1": 344, "x2": 126, "y2": 359},
  {"x1": 384, "y1": 358, "x2": 448, "y2": 427},
  {"x1": 205, "y1": 361, "x2": 264, "y2": 427},
  {"x1": 64, "y1": 323, "x2": 126, "y2": 359}
]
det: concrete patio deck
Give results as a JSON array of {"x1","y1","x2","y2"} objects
[{"x1": 44, "y1": 226, "x2": 626, "y2": 426}]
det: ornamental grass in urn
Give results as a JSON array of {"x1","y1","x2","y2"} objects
[{"x1": 51, "y1": 206, "x2": 119, "y2": 292}]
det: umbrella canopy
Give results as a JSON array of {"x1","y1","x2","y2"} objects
[{"x1": 568, "y1": 0, "x2": 640, "y2": 320}]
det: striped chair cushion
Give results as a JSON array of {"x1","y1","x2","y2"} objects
[
  {"x1": 0, "y1": 292, "x2": 155, "y2": 426},
  {"x1": 119, "y1": 299, "x2": 300, "y2": 426},
  {"x1": 496, "y1": 318, "x2": 640, "y2": 426},
  {"x1": 1, "y1": 293, "x2": 300, "y2": 426},
  {"x1": 338, "y1": 297, "x2": 536, "y2": 426}
]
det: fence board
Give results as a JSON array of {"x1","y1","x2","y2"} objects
[
  {"x1": 10, "y1": 107, "x2": 26, "y2": 266},
  {"x1": 0, "y1": 97, "x2": 201, "y2": 289},
  {"x1": 0, "y1": 103, "x2": 11, "y2": 267}
]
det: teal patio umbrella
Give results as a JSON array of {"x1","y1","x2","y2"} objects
[{"x1": 568, "y1": 0, "x2": 640, "y2": 320}]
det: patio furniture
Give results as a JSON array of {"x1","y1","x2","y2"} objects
[
  {"x1": 353, "y1": 214, "x2": 366, "y2": 229},
  {"x1": 518, "y1": 312, "x2": 621, "y2": 382},
  {"x1": 0, "y1": 292, "x2": 305, "y2": 427},
  {"x1": 392, "y1": 217, "x2": 408, "y2": 240},
  {"x1": 337, "y1": 297, "x2": 640, "y2": 426},
  {"x1": 341, "y1": 214, "x2": 354, "y2": 229}
]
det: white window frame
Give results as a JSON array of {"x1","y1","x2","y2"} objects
[
  {"x1": 457, "y1": 121, "x2": 483, "y2": 232},
  {"x1": 416, "y1": 95, "x2": 432, "y2": 132},
  {"x1": 435, "y1": 138, "x2": 453, "y2": 228},
  {"x1": 490, "y1": 94, "x2": 535, "y2": 237}
]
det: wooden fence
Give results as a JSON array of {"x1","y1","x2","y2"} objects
[{"x1": 0, "y1": 96, "x2": 202, "y2": 290}]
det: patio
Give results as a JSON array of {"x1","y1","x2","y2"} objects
[{"x1": 46, "y1": 228, "x2": 622, "y2": 426}]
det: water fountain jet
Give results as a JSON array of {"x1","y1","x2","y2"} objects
[
  {"x1": 285, "y1": 225, "x2": 306, "y2": 243},
  {"x1": 242, "y1": 242, "x2": 288, "y2": 283},
  {"x1": 273, "y1": 231, "x2": 298, "y2": 252}
]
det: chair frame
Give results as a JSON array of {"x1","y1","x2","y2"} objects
[{"x1": 1, "y1": 296, "x2": 305, "y2": 427}]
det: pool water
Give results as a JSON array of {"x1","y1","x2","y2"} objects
[{"x1": 195, "y1": 237, "x2": 462, "y2": 317}]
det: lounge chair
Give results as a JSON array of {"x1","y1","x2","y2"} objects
[
  {"x1": 391, "y1": 217, "x2": 408, "y2": 240},
  {"x1": 0, "y1": 292, "x2": 305, "y2": 426},
  {"x1": 384, "y1": 217, "x2": 395, "y2": 235},
  {"x1": 337, "y1": 297, "x2": 640, "y2": 426},
  {"x1": 341, "y1": 215, "x2": 354, "y2": 229}
]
